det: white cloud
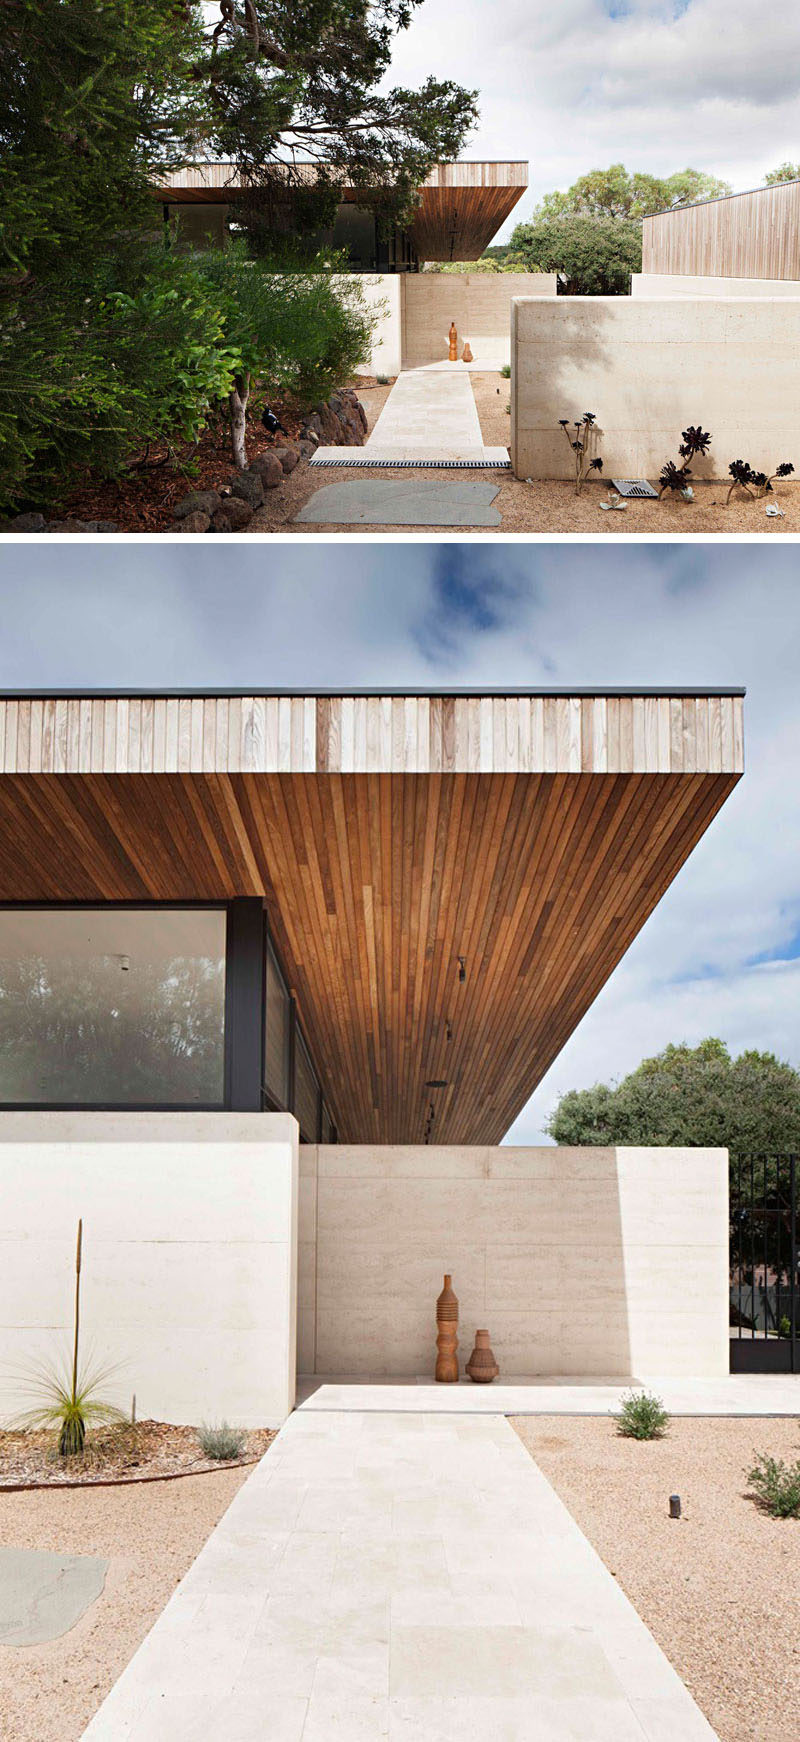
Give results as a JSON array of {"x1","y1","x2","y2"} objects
[{"x1": 384, "y1": 0, "x2": 800, "y2": 233}]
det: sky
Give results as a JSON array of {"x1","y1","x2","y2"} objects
[
  {"x1": 384, "y1": 0, "x2": 800, "y2": 236},
  {"x1": 0, "y1": 539, "x2": 797, "y2": 1143}
]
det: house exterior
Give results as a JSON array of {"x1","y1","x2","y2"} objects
[
  {"x1": 155, "y1": 161, "x2": 530, "y2": 269},
  {"x1": 0, "y1": 687, "x2": 743, "y2": 1423}
]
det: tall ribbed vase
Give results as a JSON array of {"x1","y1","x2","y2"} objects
[{"x1": 435, "y1": 1273, "x2": 459, "y2": 1382}]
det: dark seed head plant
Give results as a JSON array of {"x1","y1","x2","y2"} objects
[
  {"x1": 12, "y1": 1219, "x2": 125, "y2": 1457},
  {"x1": 745, "y1": 1452, "x2": 800, "y2": 1518},
  {"x1": 658, "y1": 423, "x2": 712, "y2": 497},
  {"x1": 558, "y1": 411, "x2": 603, "y2": 494},
  {"x1": 613, "y1": 1389, "x2": 670, "y2": 1440},
  {"x1": 726, "y1": 459, "x2": 794, "y2": 504}
]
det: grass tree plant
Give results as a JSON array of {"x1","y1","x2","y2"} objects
[{"x1": 14, "y1": 1218, "x2": 125, "y2": 1457}]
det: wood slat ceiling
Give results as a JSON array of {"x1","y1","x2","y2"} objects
[
  {"x1": 156, "y1": 161, "x2": 529, "y2": 260},
  {"x1": 0, "y1": 693, "x2": 743, "y2": 1145}
]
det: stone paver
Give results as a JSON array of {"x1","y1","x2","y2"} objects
[
  {"x1": 0, "y1": 1547, "x2": 108, "y2": 1645},
  {"x1": 297, "y1": 1373, "x2": 800, "y2": 1416},
  {"x1": 81, "y1": 1411, "x2": 718, "y2": 1741},
  {"x1": 295, "y1": 481, "x2": 501, "y2": 526},
  {"x1": 368, "y1": 371, "x2": 483, "y2": 453}
]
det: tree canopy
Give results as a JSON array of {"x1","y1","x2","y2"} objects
[
  {"x1": 764, "y1": 162, "x2": 800, "y2": 185},
  {"x1": 533, "y1": 163, "x2": 732, "y2": 223},
  {"x1": 507, "y1": 213, "x2": 642, "y2": 295},
  {"x1": 547, "y1": 1038, "x2": 800, "y2": 1168}
]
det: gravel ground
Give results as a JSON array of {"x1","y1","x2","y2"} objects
[
  {"x1": 513, "y1": 1414, "x2": 800, "y2": 1742},
  {"x1": 258, "y1": 371, "x2": 798, "y2": 535},
  {"x1": 0, "y1": 1421, "x2": 274, "y2": 1488},
  {"x1": 0, "y1": 1460, "x2": 260, "y2": 1741}
]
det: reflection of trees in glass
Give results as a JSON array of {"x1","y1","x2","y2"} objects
[{"x1": 0, "y1": 953, "x2": 225, "y2": 1103}]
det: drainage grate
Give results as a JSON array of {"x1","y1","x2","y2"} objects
[
  {"x1": 611, "y1": 478, "x2": 659, "y2": 499},
  {"x1": 309, "y1": 454, "x2": 511, "y2": 471}
]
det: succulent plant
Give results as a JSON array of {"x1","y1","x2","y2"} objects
[
  {"x1": 726, "y1": 457, "x2": 795, "y2": 504},
  {"x1": 559, "y1": 411, "x2": 602, "y2": 494}
]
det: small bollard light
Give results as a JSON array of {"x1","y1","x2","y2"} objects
[{"x1": 669, "y1": 1494, "x2": 682, "y2": 1520}]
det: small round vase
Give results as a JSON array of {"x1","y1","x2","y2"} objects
[{"x1": 466, "y1": 1329, "x2": 499, "y2": 1384}]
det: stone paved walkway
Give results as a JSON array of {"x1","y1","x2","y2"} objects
[
  {"x1": 81, "y1": 1410, "x2": 718, "y2": 1741},
  {"x1": 309, "y1": 370, "x2": 509, "y2": 468}
]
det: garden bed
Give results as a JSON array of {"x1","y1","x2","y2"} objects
[
  {"x1": 513, "y1": 1413, "x2": 800, "y2": 1742},
  {"x1": 0, "y1": 1419, "x2": 275, "y2": 1488}
]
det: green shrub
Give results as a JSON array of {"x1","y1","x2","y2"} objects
[
  {"x1": 376, "y1": 374, "x2": 390, "y2": 385},
  {"x1": 500, "y1": 363, "x2": 511, "y2": 378},
  {"x1": 613, "y1": 1389, "x2": 670, "y2": 1440},
  {"x1": 197, "y1": 1421, "x2": 247, "y2": 1461},
  {"x1": 746, "y1": 1452, "x2": 800, "y2": 1518}
]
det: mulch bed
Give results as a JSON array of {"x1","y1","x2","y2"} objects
[
  {"x1": 0, "y1": 1420, "x2": 276, "y2": 1489},
  {"x1": 55, "y1": 379, "x2": 382, "y2": 533}
]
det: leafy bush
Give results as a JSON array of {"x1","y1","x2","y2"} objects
[
  {"x1": 746, "y1": 1452, "x2": 800, "y2": 1518},
  {"x1": 507, "y1": 213, "x2": 642, "y2": 295},
  {"x1": 613, "y1": 1389, "x2": 670, "y2": 1440},
  {"x1": 500, "y1": 363, "x2": 511, "y2": 378},
  {"x1": 197, "y1": 1422, "x2": 247, "y2": 1462}
]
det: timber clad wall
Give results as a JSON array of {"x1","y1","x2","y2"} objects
[
  {"x1": 0, "y1": 693, "x2": 744, "y2": 776},
  {"x1": 642, "y1": 181, "x2": 800, "y2": 281}
]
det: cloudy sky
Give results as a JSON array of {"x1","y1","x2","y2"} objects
[
  {"x1": 385, "y1": 0, "x2": 800, "y2": 234},
  {"x1": 0, "y1": 539, "x2": 797, "y2": 1143}
]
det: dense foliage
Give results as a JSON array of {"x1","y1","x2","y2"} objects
[
  {"x1": 507, "y1": 213, "x2": 642, "y2": 295},
  {"x1": 0, "y1": 0, "x2": 475, "y2": 506},
  {"x1": 764, "y1": 163, "x2": 800, "y2": 185},
  {"x1": 547, "y1": 1038, "x2": 800, "y2": 1171},
  {"x1": 532, "y1": 164, "x2": 731, "y2": 223}
]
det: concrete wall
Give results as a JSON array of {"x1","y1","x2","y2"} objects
[
  {"x1": 0, "y1": 1113, "x2": 299, "y2": 1429},
  {"x1": 633, "y1": 272, "x2": 800, "y2": 299},
  {"x1": 338, "y1": 272, "x2": 557, "y2": 375},
  {"x1": 511, "y1": 294, "x2": 800, "y2": 479},
  {"x1": 402, "y1": 273, "x2": 557, "y2": 368},
  {"x1": 299, "y1": 1145, "x2": 729, "y2": 1380}
]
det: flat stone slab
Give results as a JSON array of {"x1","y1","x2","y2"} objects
[
  {"x1": 82, "y1": 1411, "x2": 718, "y2": 1741},
  {"x1": 296, "y1": 1373, "x2": 800, "y2": 1415},
  {"x1": 368, "y1": 368, "x2": 483, "y2": 451},
  {"x1": 295, "y1": 480, "x2": 501, "y2": 526},
  {"x1": 0, "y1": 1548, "x2": 108, "y2": 1646}
]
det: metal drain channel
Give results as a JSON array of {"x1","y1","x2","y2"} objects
[{"x1": 309, "y1": 456, "x2": 511, "y2": 471}]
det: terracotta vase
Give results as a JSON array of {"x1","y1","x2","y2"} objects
[
  {"x1": 462, "y1": 340, "x2": 473, "y2": 363},
  {"x1": 466, "y1": 1329, "x2": 499, "y2": 1383},
  {"x1": 448, "y1": 322, "x2": 458, "y2": 362},
  {"x1": 435, "y1": 1273, "x2": 459, "y2": 1382}
]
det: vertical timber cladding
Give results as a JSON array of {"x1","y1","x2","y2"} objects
[
  {"x1": 0, "y1": 692, "x2": 744, "y2": 1144},
  {"x1": 642, "y1": 180, "x2": 800, "y2": 281}
]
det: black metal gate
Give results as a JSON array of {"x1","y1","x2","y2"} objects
[{"x1": 730, "y1": 1153, "x2": 799, "y2": 1372}]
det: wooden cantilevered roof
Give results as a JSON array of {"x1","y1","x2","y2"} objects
[
  {"x1": 0, "y1": 689, "x2": 743, "y2": 1144},
  {"x1": 156, "y1": 161, "x2": 529, "y2": 260}
]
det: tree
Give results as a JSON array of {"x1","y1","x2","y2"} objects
[
  {"x1": 200, "y1": 0, "x2": 479, "y2": 253},
  {"x1": 765, "y1": 162, "x2": 800, "y2": 185},
  {"x1": 507, "y1": 213, "x2": 642, "y2": 295},
  {"x1": 529, "y1": 163, "x2": 732, "y2": 225},
  {"x1": 547, "y1": 1039, "x2": 800, "y2": 1173}
]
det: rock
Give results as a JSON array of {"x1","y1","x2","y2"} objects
[
  {"x1": 248, "y1": 452, "x2": 284, "y2": 490},
  {"x1": 84, "y1": 520, "x2": 119, "y2": 532},
  {"x1": 47, "y1": 519, "x2": 90, "y2": 532},
  {"x1": 231, "y1": 469, "x2": 265, "y2": 508},
  {"x1": 274, "y1": 445, "x2": 300, "y2": 474},
  {"x1": 297, "y1": 440, "x2": 317, "y2": 458},
  {"x1": 175, "y1": 511, "x2": 211, "y2": 533},
  {"x1": 211, "y1": 497, "x2": 253, "y2": 531},
  {"x1": 9, "y1": 512, "x2": 46, "y2": 532},
  {"x1": 305, "y1": 412, "x2": 324, "y2": 441},
  {"x1": 173, "y1": 489, "x2": 222, "y2": 520}
]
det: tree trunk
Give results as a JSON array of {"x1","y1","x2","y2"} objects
[{"x1": 229, "y1": 371, "x2": 250, "y2": 469}]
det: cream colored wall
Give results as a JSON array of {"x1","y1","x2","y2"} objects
[
  {"x1": 403, "y1": 273, "x2": 557, "y2": 367},
  {"x1": 0, "y1": 1113, "x2": 299, "y2": 1428},
  {"x1": 633, "y1": 272, "x2": 800, "y2": 298},
  {"x1": 332, "y1": 273, "x2": 403, "y2": 377},
  {"x1": 298, "y1": 1145, "x2": 729, "y2": 1379},
  {"x1": 511, "y1": 294, "x2": 800, "y2": 479}
]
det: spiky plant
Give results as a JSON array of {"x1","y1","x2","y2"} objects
[
  {"x1": 558, "y1": 412, "x2": 603, "y2": 495},
  {"x1": 12, "y1": 1220, "x2": 125, "y2": 1457},
  {"x1": 658, "y1": 424, "x2": 712, "y2": 497},
  {"x1": 726, "y1": 459, "x2": 794, "y2": 504}
]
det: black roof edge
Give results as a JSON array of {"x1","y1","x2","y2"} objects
[{"x1": 0, "y1": 687, "x2": 747, "y2": 701}]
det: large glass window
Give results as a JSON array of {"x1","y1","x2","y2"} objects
[
  {"x1": 294, "y1": 1028, "x2": 320, "y2": 1142},
  {"x1": 263, "y1": 936, "x2": 291, "y2": 1108},
  {"x1": 0, "y1": 908, "x2": 226, "y2": 1105}
]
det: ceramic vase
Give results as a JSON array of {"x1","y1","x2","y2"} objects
[
  {"x1": 448, "y1": 322, "x2": 458, "y2": 362},
  {"x1": 435, "y1": 1273, "x2": 459, "y2": 1382},
  {"x1": 466, "y1": 1329, "x2": 499, "y2": 1383}
]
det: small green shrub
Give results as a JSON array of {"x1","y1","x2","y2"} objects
[
  {"x1": 779, "y1": 1315, "x2": 792, "y2": 1339},
  {"x1": 613, "y1": 1389, "x2": 670, "y2": 1440},
  {"x1": 197, "y1": 1421, "x2": 246, "y2": 1461},
  {"x1": 376, "y1": 373, "x2": 390, "y2": 385},
  {"x1": 500, "y1": 363, "x2": 511, "y2": 378},
  {"x1": 746, "y1": 1452, "x2": 800, "y2": 1518}
]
